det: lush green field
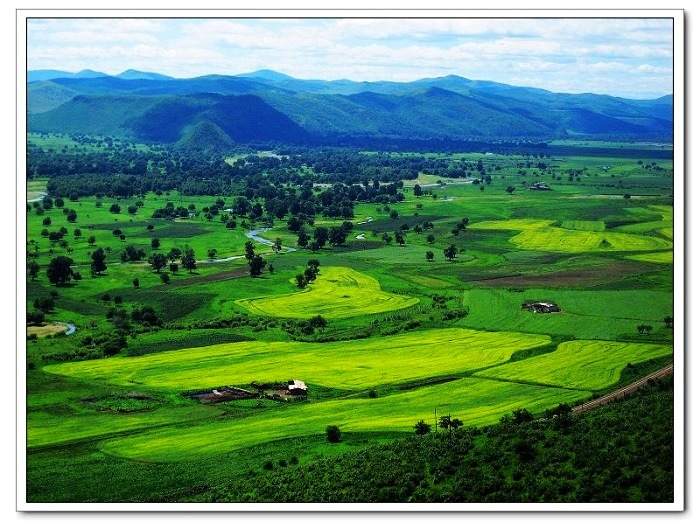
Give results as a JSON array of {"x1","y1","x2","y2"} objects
[
  {"x1": 44, "y1": 328, "x2": 551, "y2": 391},
  {"x1": 477, "y1": 340, "x2": 672, "y2": 390},
  {"x1": 25, "y1": 140, "x2": 676, "y2": 502},
  {"x1": 98, "y1": 377, "x2": 590, "y2": 462},
  {"x1": 236, "y1": 266, "x2": 419, "y2": 319}
]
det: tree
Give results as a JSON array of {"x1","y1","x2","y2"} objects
[
  {"x1": 127, "y1": 205, "x2": 138, "y2": 215},
  {"x1": 414, "y1": 420, "x2": 431, "y2": 435},
  {"x1": 109, "y1": 203, "x2": 121, "y2": 214},
  {"x1": 382, "y1": 233, "x2": 393, "y2": 245},
  {"x1": 46, "y1": 256, "x2": 74, "y2": 285},
  {"x1": 149, "y1": 253, "x2": 167, "y2": 272},
  {"x1": 207, "y1": 248, "x2": 218, "y2": 260},
  {"x1": 413, "y1": 184, "x2": 423, "y2": 197},
  {"x1": 27, "y1": 310, "x2": 45, "y2": 326},
  {"x1": 133, "y1": 278, "x2": 140, "y2": 288},
  {"x1": 33, "y1": 297, "x2": 55, "y2": 313},
  {"x1": 273, "y1": 238, "x2": 283, "y2": 252},
  {"x1": 167, "y1": 247, "x2": 182, "y2": 263},
  {"x1": 296, "y1": 274, "x2": 308, "y2": 289},
  {"x1": 151, "y1": 238, "x2": 161, "y2": 250},
  {"x1": 329, "y1": 226, "x2": 347, "y2": 246},
  {"x1": 426, "y1": 234, "x2": 435, "y2": 244},
  {"x1": 326, "y1": 425, "x2": 342, "y2": 443},
  {"x1": 87, "y1": 235, "x2": 96, "y2": 246},
  {"x1": 66, "y1": 210, "x2": 77, "y2": 222},
  {"x1": 90, "y1": 248, "x2": 108, "y2": 276},
  {"x1": 181, "y1": 245, "x2": 197, "y2": 273},
  {"x1": 439, "y1": 415, "x2": 463, "y2": 432},
  {"x1": 73, "y1": 228, "x2": 82, "y2": 238},
  {"x1": 389, "y1": 210, "x2": 399, "y2": 220},
  {"x1": 297, "y1": 229, "x2": 309, "y2": 248},
  {"x1": 664, "y1": 316, "x2": 673, "y2": 328},
  {"x1": 249, "y1": 254, "x2": 267, "y2": 276},
  {"x1": 506, "y1": 186, "x2": 516, "y2": 195},
  {"x1": 444, "y1": 244, "x2": 458, "y2": 261},
  {"x1": 160, "y1": 272, "x2": 170, "y2": 284},
  {"x1": 169, "y1": 262, "x2": 179, "y2": 274},
  {"x1": 313, "y1": 227, "x2": 329, "y2": 248},
  {"x1": 426, "y1": 250, "x2": 434, "y2": 262},
  {"x1": 42, "y1": 217, "x2": 51, "y2": 226},
  {"x1": 394, "y1": 231, "x2": 405, "y2": 245},
  {"x1": 27, "y1": 260, "x2": 40, "y2": 281},
  {"x1": 244, "y1": 240, "x2": 256, "y2": 262}
]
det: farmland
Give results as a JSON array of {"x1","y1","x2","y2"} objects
[{"x1": 24, "y1": 136, "x2": 675, "y2": 503}]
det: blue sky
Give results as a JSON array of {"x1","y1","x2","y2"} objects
[{"x1": 26, "y1": 17, "x2": 674, "y2": 99}]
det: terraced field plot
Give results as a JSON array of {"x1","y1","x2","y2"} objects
[
  {"x1": 470, "y1": 218, "x2": 672, "y2": 253},
  {"x1": 477, "y1": 340, "x2": 672, "y2": 390},
  {"x1": 235, "y1": 266, "x2": 419, "y2": 319},
  {"x1": 98, "y1": 377, "x2": 590, "y2": 462},
  {"x1": 44, "y1": 328, "x2": 551, "y2": 392},
  {"x1": 462, "y1": 288, "x2": 673, "y2": 340}
]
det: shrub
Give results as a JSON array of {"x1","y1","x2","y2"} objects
[{"x1": 326, "y1": 425, "x2": 342, "y2": 443}]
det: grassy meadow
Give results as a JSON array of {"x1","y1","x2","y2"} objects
[{"x1": 24, "y1": 139, "x2": 675, "y2": 502}]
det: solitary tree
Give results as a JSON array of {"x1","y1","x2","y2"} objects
[
  {"x1": 132, "y1": 278, "x2": 140, "y2": 289},
  {"x1": 151, "y1": 238, "x2": 161, "y2": 250},
  {"x1": 87, "y1": 235, "x2": 96, "y2": 246},
  {"x1": 414, "y1": 420, "x2": 431, "y2": 435},
  {"x1": 149, "y1": 253, "x2": 167, "y2": 273},
  {"x1": 297, "y1": 229, "x2": 309, "y2": 248},
  {"x1": 313, "y1": 227, "x2": 329, "y2": 248},
  {"x1": 207, "y1": 248, "x2": 218, "y2": 260},
  {"x1": 249, "y1": 254, "x2": 267, "y2": 276},
  {"x1": 296, "y1": 274, "x2": 308, "y2": 289},
  {"x1": 272, "y1": 238, "x2": 283, "y2": 252},
  {"x1": 167, "y1": 247, "x2": 182, "y2": 264},
  {"x1": 181, "y1": 246, "x2": 197, "y2": 273},
  {"x1": 427, "y1": 234, "x2": 435, "y2": 244},
  {"x1": 444, "y1": 244, "x2": 458, "y2": 261},
  {"x1": 426, "y1": 250, "x2": 434, "y2": 262},
  {"x1": 506, "y1": 185, "x2": 516, "y2": 195},
  {"x1": 109, "y1": 203, "x2": 121, "y2": 214},
  {"x1": 73, "y1": 228, "x2": 82, "y2": 238},
  {"x1": 46, "y1": 256, "x2": 74, "y2": 285},
  {"x1": 394, "y1": 231, "x2": 405, "y2": 245},
  {"x1": 90, "y1": 248, "x2": 108, "y2": 276},
  {"x1": 326, "y1": 425, "x2": 342, "y2": 443}
]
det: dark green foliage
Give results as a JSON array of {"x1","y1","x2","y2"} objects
[
  {"x1": 33, "y1": 297, "x2": 55, "y2": 313},
  {"x1": 414, "y1": 420, "x2": 431, "y2": 435},
  {"x1": 46, "y1": 256, "x2": 74, "y2": 285},
  {"x1": 27, "y1": 310, "x2": 45, "y2": 326},
  {"x1": 326, "y1": 425, "x2": 342, "y2": 443},
  {"x1": 181, "y1": 245, "x2": 197, "y2": 273},
  {"x1": 27, "y1": 260, "x2": 40, "y2": 281},
  {"x1": 90, "y1": 248, "x2": 107, "y2": 276},
  {"x1": 249, "y1": 254, "x2": 267, "y2": 277},
  {"x1": 131, "y1": 306, "x2": 162, "y2": 327},
  {"x1": 443, "y1": 244, "x2": 458, "y2": 261},
  {"x1": 120, "y1": 245, "x2": 146, "y2": 262},
  {"x1": 207, "y1": 381, "x2": 674, "y2": 503},
  {"x1": 148, "y1": 253, "x2": 167, "y2": 272}
]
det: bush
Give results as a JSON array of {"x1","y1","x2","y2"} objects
[{"x1": 326, "y1": 425, "x2": 342, "y2": 443}]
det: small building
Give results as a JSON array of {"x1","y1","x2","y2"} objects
[
  {"x1": 288, "y1": 380, "x2": 308, "y2": 396},
  {"x1": 529, "y1": 182, "x2": 552, "y2": 191},
  {"x1": 521, "y1": 301, "x2": 561, "y2": 313}
]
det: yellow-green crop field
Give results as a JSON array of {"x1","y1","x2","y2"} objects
[
  {"x1": 477, "y1": 340, "x2": 672, "y2": 390},
  {"x1": 44, "y1": 328, "x2": 551, "y2": 391},
  {"x1": 626, "y1": 251, "x2": 674, "y2": 264},
  {"x1": 471, "y1": 218, "x2": 672, "y2": 253},
  {"x1": 98, "y1": 377, "x2": 591, "y2": 462},
  {"x1": 235, "y1": 266, "x2": 419, "y2": 319}
]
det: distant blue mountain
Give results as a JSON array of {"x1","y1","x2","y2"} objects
[{"x1": 27, "y1": 68, "x2": 673, "y2": 143}]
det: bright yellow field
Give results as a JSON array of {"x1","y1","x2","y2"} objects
[
  {"x1": 44, "y1": 328, "x2": 551, "y2": 391},
  {"x1": 235, "y1": 266, "x2": 419, "y2": 318},
  {"x1": 471, "y1": 218, "x2": 672, "y2": 253},
  {"x1": 477, "y1": 340, "x2": 672, "y2": 390}
]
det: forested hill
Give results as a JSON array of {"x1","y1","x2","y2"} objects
[{"x1": 28, "y1": 69, "x2": 673, "y2": 146}]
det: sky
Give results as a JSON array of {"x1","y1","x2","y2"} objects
[{"x1": 26, "y1": 16, "x2": 674, "y2": 100}]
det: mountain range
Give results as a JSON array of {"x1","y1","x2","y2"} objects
[{"x1": 27, "y1": 69, "x2": 673, "y2": 147}]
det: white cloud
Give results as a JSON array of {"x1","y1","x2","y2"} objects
[{"x1": 26, "y1": 16, "x2": 674, "y2": 98}]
